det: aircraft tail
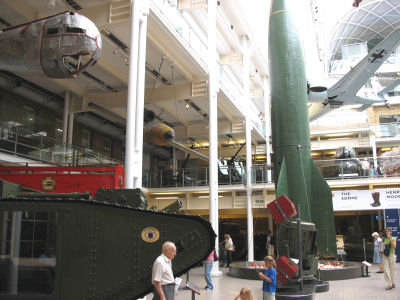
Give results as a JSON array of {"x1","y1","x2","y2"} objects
[
  {"x1": 378, "y1": 78, "x2": 400, "y2": 98},
  {"x1": 357, "y1": 104, "x2": 371, "y2": 112}
]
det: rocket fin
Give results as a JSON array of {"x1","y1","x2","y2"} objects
[
  {"x1": 310, "y1": 160, "x2": 337, "y2": 257},
  {"x1": 276, "y1": 157, "x2": 289, "y2": 198}
]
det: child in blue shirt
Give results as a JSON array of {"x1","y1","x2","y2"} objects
[{"x1": 258, "y1": 256, "x2": 276, "y2": 300}]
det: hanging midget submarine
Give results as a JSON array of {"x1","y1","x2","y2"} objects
[
  {"x1": 268, "y1": 0, "x2": 336, "y2": 256},
  {"x1": 0, "y1": 11, "x2": 101, "y2": 78}
]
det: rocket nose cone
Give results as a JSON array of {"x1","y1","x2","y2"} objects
[{"x1": 164, "y1": 130, "x2": 175, "y2": 142}]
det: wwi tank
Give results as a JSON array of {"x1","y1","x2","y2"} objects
[{"x1": 0, "y1": 182, "x2": 216, "y2": 299}]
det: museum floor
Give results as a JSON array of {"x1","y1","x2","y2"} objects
[{"x1": 149, "y1": 262, "x2": 400, "y2": 300}]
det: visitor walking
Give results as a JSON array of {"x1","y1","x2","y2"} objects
[
  {"x1": 152, "y1": 241, "x2": 177, "y2": 300},
  {"x1": 204, "y1": 249, "x2": 217, "y2": 290},
  {"x1": 382, "y1": 228, "x2": 397, "y2": 290},
  {"x1": 222, "y1": 234, "x2": 234, "y2": 267},
  {"x1": 372, "y1": 232, "x2": 383, "y2": 273}
]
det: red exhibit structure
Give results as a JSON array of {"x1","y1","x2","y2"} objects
[{"x1": 0, "y1": 164, "x2": 125, "y2": 196}]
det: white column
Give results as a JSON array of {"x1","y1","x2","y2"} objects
[
  {"x1": 263, "y1": 76, "x2": 272, "y2": 182},
  {"x1": 133, "y1": 1, "x2": 149, "y2": 188},
  {"x1": 242, "y1": 36, "x2": 254, "y2": 262},
  {"x1": 125, "y1": 0, "x2": 142, "y2": 189},
  {"x1": 62, "y1": 91, "x2": 70, "y2": 145},
  {"x1": 208, "y1": 0, "x2": 221, "y2": 276}
]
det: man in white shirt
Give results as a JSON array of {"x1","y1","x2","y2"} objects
[{"x1": 152, "y1": 241, "x2": 177, "y2": 300}]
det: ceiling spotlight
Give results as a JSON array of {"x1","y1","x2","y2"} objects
[{"x1": 184, "y1": 99, "x2": 191, "y2": 110}]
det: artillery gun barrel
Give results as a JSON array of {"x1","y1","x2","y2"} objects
[
  {"x1": 161, "y1": 199, "x2": 183, "y2": 214},
  {"x1": 228, "y1": 142, "x2": 245, "y2": 165}
]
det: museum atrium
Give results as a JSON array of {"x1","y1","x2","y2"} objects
[{"x1": 0, "y1": 0, "x2": 399, "y2": 261}]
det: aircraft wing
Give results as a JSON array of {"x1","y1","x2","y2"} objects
[
  {"x1": 308, "y1": 103, "x2": 333, "y2": 122},
  {"x1": 328, "y1": 26, "x2": 400, "y2": 98},
  {"x1": 309, "y1": 27, "x2": 400, "y2": 121}
]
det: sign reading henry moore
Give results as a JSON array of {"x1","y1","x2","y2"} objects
[{"x1": 332, "y1": 188, "x2": 400, "y2": 211}]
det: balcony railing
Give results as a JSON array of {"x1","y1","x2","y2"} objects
[
  {"x1": 372, "y1": 122, "x2": 400, "y2": 139},
  {"x1": 143, "y1": 165, "x2": 246, "y2": 188},
  {"x1": 143, "y1": 155, "x2": 399, "y2": 188},
  {"x1": 151, "y1": 0, "x2": 207, "y2": 66},
  {"x1": 0, "y1": 121, "x2": 121, "y2": 166}
]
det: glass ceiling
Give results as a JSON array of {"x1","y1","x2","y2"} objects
[{"x1": 328, "y1": 0, "x2": 400, "y2": 72}]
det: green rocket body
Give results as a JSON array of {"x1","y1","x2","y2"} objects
[{"x1": 269, "y1": 0, "x2": 336, "y2": 256}]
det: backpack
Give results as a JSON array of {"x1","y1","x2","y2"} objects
[
  {"x1": 383, "y1": 241, "x2": 391, "y2": 257},
  {"x1": 270, "y1": 235, "x2": 276, "y2": 246}
]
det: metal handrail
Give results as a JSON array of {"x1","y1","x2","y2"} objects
[
  {"x1": 0, "y1": 121, "x2": 121, "y2": 166},
  {"x1": 142, "y1": 155, "x2": 400, "y2": 188}
]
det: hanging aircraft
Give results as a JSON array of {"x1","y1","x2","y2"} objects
[
  {"x1": 307, "y1": 26, "x2": 400, "y2": 121},
  {"x1": 144, "y1": 113, "x2": 246, "y2": 185},
  {"x1": 0, "y1": 11, "x2": 101, "y2": 78}
]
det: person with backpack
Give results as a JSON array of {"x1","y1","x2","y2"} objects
[
  {"x1": 266, "y1": 231, "x2": 275, "y2": 257},
  {"x1": 382, "y1": 228, "x2": 397, "y2": 290}
]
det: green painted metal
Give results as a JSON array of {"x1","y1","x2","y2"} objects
[
  {"x1": 0, "y1": 191, "x2": 216, "y2": 299},
  {"x1": 269, "y1": 0, "x2": 336, "y2": 256},
  {"x1": 0, "y1": 179, "x2": 21, "y2": 197}
]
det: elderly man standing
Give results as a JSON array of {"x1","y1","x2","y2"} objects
[{"x1": 152, "y1": 241, "x2": 177, "y2": 300}]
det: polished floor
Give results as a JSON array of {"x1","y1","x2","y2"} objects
[{"x1": 148, "y1": 262, "x2": 400, "y2": 300}]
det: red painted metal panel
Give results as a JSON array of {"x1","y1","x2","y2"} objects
[
  {"x1": 0, "y1": 164, "x2": 124, "y2": 196},
  {"x1": 276, "y1": 256, "x2": 298, "y2": 284},
  {"x1": 267, "y1": 195, "x2": 297, "y2": 224}
]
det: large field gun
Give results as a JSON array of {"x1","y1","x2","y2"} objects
[{"x1": 0, "y1": 180, "x2": 215, "y2": 299}]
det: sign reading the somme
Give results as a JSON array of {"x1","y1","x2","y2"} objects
[{"x1": 332, "y1": 188, "x2": 400, "y2": 211}]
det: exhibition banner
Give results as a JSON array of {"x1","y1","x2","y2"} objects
[
  {"x1": 332, "y1": 188, "x2": 400, "y2": 211},
  {"x1": 384, "y1": 209, "x2": 400, "y2": 262}
]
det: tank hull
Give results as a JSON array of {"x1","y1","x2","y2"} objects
[{"x1": 0, "y1": 194, "x2": 215, "y2": 299}]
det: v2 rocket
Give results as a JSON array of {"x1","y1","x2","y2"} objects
[{"x1": 269, "y1": 0, "x2": 336, "y2": 256}]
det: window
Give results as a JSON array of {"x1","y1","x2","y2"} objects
[
  {"x1": 104, "y1": 137, "x2": 112, "y2": 157},
  {"x1": 65, "y1": 26, "x2": 85, "y2": 34},
  {"x1": 22, "y1": 106, "x2": 36, "y2": 131},
  {"x1": 81, "y1": 129, "x2": 91, "y2": 149},
  {"x1": 0, "y1": 211, "x2": 57, "y2": 295},
  {"x1": 46, "y1": 27, "x2": 58, "y2": 35}
]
